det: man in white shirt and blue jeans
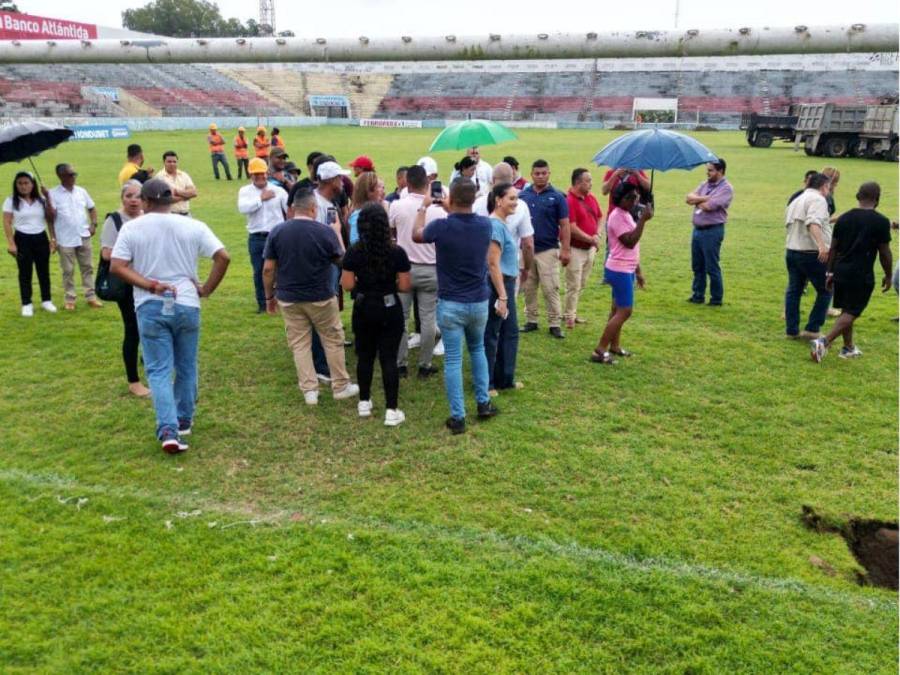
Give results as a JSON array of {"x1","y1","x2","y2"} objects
[
  {"x1": 237, "y1": 157, "x2": 288, "y2": 313},
  {"x1": 111, "y1": 178, "x2": 230, "y2": 454},
  {"x1": 48, "y1": 163, "x2": 101, "y2": 310}
]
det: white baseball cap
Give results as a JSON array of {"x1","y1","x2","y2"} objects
[
  {"x1": 417, "y1": 156, "x2": 439, "y2": 177},
  {"x1": 317, "y1": 161, "x2": 350, "y2": 180}
]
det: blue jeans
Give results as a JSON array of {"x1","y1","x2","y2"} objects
[
  {"x1": 436, "y1": 299, "x2": 490, "y2": 420},
  {"x1": 211, "y1": 152, "x2": 232, "y2": 180},
  {"x1": 484, "y1": 276, "x2": 519, "y2": 389},
  {"x1": 691, "y1": 225, "x2": 724, "y2": 303},
  {"x1": 136, "y1": 300, "x2": 200, "y2": 440},
  {"x1": 248, "y1": 233, "x2": 267, "y2": 311},
  {"x1": 785, "y1": 250, "x2": 832, "y2": 335}
]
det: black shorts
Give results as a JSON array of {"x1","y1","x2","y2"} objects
[{"x1": 833, "y1": 279, "x2": 875, "y2": 317}]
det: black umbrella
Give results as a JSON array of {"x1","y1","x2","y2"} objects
[{"x1": 0, "y1": 121, "x2": 74, "y2": 185}]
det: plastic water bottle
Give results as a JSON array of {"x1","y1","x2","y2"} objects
[{"x1": 162, "y1": 289, "x2": 175, "y2": 316}]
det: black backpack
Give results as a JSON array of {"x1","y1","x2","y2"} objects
[{"x1": 94, "y1": 212, "x2": 129, "y2": 302}]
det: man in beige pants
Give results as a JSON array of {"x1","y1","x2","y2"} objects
[
  {"x1": 564, "y1": 168, "x2": 603, "y2": 328},
  {"x1": 262, "y1": 187, "x2": 359, "y2": 406},
  {"x1": 48, "y1": 163, "x2": 102, "y2": 310}
]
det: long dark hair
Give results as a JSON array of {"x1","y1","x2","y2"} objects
[
  {"x1": 351, "y1": 202, "x2": 393, "y2": 280},
  {"x1": 487, "y1": 182, "x2": 514, "y2": 214},
  {"x1": 454, "y1": 156, "x2": 477, "y2": 173},
  {"x1": 11, "y1": 171, "x2": 41, "y2": 211}
]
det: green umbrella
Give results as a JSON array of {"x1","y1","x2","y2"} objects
[{"x1": 428, "y1": 119, "x2": 518, "y2": 152}]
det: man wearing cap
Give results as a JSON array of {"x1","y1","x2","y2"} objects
[
  {"x1": 110, "y1": 178, "x2": 230, "y2": 455},
  {"x1": 234, "y1": 127, "x2": 250, "y2": 179},
  {"x1": 253, "y1": 127, "x2": 270, "y2": 160},
  {"x1": 262, "y1": 187, "x2": 359, "y2": 406},
  {"x1": 408, "y1": 157, "x2": 449, "y2": 200},
  {"x1": 207, "y1": 123, "x2": 232, "y2": 181},
  {"x1": 47, "y1": 162, "x2": 102, "y2": 310},
  {"x1": 315, "y1": 160, "x2": 351, "y2": 250},
  {"x1": 239, "y1": 157, "x2": 289, "y2": 313},
  {"x1": 349, "y1": 155, "x2": 375, "y2": 177},
  {"x1": 159, "y1": 151, "x2": 198, "y2": 218},
  {"x1": 118, "y1": 144, "x2": 154, "y2": 186},
  {"x1": 284, "y1": 162, "x2": 301, "y2": 183},
  {"x1": 267, "y1": 147, "x2": 294, "y2": 192}
]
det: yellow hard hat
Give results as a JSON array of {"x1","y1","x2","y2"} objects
[
  {"x1": 209, "y1": 123, "x2": 217, "y2": 130},
  {"x1": 256, "y1": 125, "x2": 266, "y2": 133},
  {"x1": 237, "y1": 126, "x2": 245, "y2": 132},
  {"x1": 248, "y1": 158, "x2": 268, "y2": 174}
]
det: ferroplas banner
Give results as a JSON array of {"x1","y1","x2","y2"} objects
[
  {"x1": 71, "y1": 125, "x2": 131, "y2": 141},
  {"x1": 0, "y1": 12, "x2": 98, "y2": 40},
  {"x1": 359, "y1": 119, "x2": 423, "y2": 129}
]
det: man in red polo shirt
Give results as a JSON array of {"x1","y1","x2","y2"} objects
[
  {"x1": 564, "y1": 168, "x2": 603, "y2": 328},
  {"x1": 349, "y1": 155, "x2": 375, "y2": 177},
  {"x1": 600, "y1": 167, "x2": 651, "y2": 214}
]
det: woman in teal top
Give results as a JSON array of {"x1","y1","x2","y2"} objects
[
  {"x1": 348, "y1": 171, "x2": 386, "y2": 245},
  {"x1": 483, "y1": 183, "x2": 522, "y2": 395}
]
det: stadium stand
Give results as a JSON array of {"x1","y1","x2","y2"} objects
[{"x1": 0, "y1": 54, "x2": 895, "y2": 125}]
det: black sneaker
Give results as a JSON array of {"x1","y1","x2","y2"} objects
[
  {"x1": 707, "y1": 300, "x2": 722, "y2": 306},
  {"x1": 398, "y1": 365, "x2": 408, "y2": 378},
  {"x1": 477, "y1": 400, "x2": 500, "y2": 419},
  {"x1": 687, "y1": 297, "x2": 704, "y2": 304},
  {"x1": 548, "y1": 327, "x2": 565, "y2": 339},
  {"x1": 161, "y1": 434, "x2": 188, "y2": 455},
  {"x1": 521, "y1": 322, "x2": 538, "y2": 333},
  {"x1": 418, "y1": 365, "x2": 439, "y2": 379},
  {"x1": 445, "y1": 416, "x2": 466, "y2": 434}
]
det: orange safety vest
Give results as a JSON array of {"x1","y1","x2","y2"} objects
[
  {"x1": 271, "y1": 135, "x2": 285, "y2": 150},
  {"x1": 207, "y1": 132, "x2": 225, "y2": 154},
  {"x1": 254, "y1": 135, "x2": 270, "y2": 158},
  {"x1": 234, "y1": 134, "x2": 249, "y2": 159}
]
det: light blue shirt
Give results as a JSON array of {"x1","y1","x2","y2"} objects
[
  {"x1": 348, "y1": 209, "x2": 360, "y2": 245},
  {"x1": 490, "y1": 217, "x2": 518, "y2": 277}
]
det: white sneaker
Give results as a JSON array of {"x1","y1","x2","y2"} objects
[
  {"x1": 358, "y1": 400, "x2": 373, "y2": 417},
  {"x1": 384, "y1": 409, "x2": 405, "y2": 426},
  {"x1": 40, "y1": 301, "x2": 57, "y2": 313},
  {"x1": 333, "y1": 383, "x2": 360, "y2": 400},
  {"x1": 21, "y1": 303, "x2": 34, "y2": 317},
  {"x1": 407, "y1": 332, "x2": 421, "y2": 349},
  {"x1": 810, "y1": 337, "x2": 829, "y2": 363},
  {"x1": 433, "y1": 339, "x2": 445, "y2": 357},
  {"x1": 316, "y1": 373, "x2": 332, "y2": 384},
  {"x1": 838, "y1": 345, "x2": 863, "y2": 359},
  {"x1": 303, "y1": 390, "x2": 319, "y2": 405}
]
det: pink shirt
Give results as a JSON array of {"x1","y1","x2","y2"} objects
[
  {"x1": 389, "y1": 192, "x2": 442, "y2": 265},
  {"x1": 605, "y1": 207, "x2": 639, "y2": 273}
]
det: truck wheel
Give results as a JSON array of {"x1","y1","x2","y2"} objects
[
  {"x1": 804, "y1": 146, "x2": 816, "y2": 156},
  {"x1": 890, "y1": 142, "x2": 899, "y2": 162},
  {"x1": 746, "y1": 134, "x2": 755, "y2": 147},
  {"x1": 754, "y1": 132, "x2": 774, "y2": 148},
  {"x1": 823, "y1": 137, "x2": 848, "y2": 158},
  {"x1": 847, "y1": 139, "x2": 860, "y2": 157}
]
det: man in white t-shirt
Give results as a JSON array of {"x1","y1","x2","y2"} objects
[
  {"x1": 238, "y1": 157, "x2": 288, "y2": 313},
  {"x1": 473, "y1": 162, "x2": 535, "y2": 286},
  {"x1": 111, "y1": 178, "x2": 230, "y2": 455},
  {"x1": 314, "y1": 160, "x2": 350, "y2": 250},
  {"x1": 48, "y1": 163, "x2": 101, "y2": 310}
]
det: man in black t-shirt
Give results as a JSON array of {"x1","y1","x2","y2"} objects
[{"x1": 810, "y1": 182, "x2": 893, "y2": 363}]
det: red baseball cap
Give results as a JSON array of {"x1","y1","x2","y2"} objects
[{"x1": 349, "y1": 155, "x2": 375, "y2": 171}]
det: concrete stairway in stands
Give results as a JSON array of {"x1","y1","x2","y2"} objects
[
  {"x1": 341, "y1": 74, "x2": 394, "y2": 119},
  {"x1": 214, "y1": 66, "x2": 303, "y2": 114},
  {"x1": 114, "y1": 88, "x2": 162, "y2": 117}
]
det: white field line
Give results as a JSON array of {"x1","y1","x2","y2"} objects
[{"x1": 2, "y1": 468, "x2": 894, "y2": 613}]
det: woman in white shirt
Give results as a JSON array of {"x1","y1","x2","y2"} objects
[
  {"x1": 2, "y1": 171, "x2": 57, "y2": 316},
  {"x1": 100, "y1": 180, "x2": 150, "y2": 397}
]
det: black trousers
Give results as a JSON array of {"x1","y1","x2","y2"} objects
[
  {"x1": 236, "y1": 157, "x2": 249, "y2": 179},
  {"x1": 116, "y1": 287, "x2": 141, "y2": 383},
  {"x1": 352, "y1": 294, "x2": 404, "y2": 409},
  {"x1": 14, "y1": 231, "x2": 51, "y2": 305}
]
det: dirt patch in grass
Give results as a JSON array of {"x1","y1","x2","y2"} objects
[{"x1": 802, "y1": 505, "x2": 898, "y2": 591}]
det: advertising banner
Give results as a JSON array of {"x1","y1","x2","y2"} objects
[
  {"x1": 359, "y1": 119, "x2": 423, "y2": 129},
  {"x1": 308, "y1": 95, "x2": 350, "y2": 108},
  {"x1": 71, "y1": 125, "x2": 131, "y2": 141},
  {"x1": 0, "y1": 12, "x2": 98, "y2": 40}
]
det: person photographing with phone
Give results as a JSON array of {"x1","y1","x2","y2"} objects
[{"x1": 591, "y1": 183, "x2": 652, "y2": 365}]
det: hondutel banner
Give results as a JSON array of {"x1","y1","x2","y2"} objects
[{"x1": 0, "y1": 12, "x2": 98, "y2": 40}]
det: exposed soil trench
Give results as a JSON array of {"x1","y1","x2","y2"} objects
[{"x1": 801, "y1": 505, "x2": 898, "y2": 591}]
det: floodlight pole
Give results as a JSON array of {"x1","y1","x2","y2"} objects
[{"x1": 0, "y1": 24, "x2": 894, "y2": 63}]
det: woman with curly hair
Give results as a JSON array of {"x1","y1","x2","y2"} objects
[{"x1": 341, "y1": 203, "x2": 412, "y2": 426}]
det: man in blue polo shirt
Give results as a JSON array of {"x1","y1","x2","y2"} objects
[
  {"x1": 518, "y1": 159, "x2": 571, "y2": 338},
  {"x1": 413, "y1": 178, "x2": 500, "y2": 435}
]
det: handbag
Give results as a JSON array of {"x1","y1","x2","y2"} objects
[{"x1": 95, "y1": 212, "x2": 129, "y2": 302}]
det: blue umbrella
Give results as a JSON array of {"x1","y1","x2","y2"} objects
[{"x1": 592, "y1": 128, "x2": 718, "y2": 190}]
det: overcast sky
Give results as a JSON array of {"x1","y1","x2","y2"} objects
[{"x1": 16, "y1": 0, "x2": 900, "y2": 38}]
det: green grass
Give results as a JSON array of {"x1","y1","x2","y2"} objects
[{"x1": 0, "y1": 128, "x2": 897, "y2": 672}]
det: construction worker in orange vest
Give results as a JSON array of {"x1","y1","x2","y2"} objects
[
  {"x1": 207, "y1": 123, "x2": 232, "y2": 180},
  {"x1": 234, "y1": 126, "x2": 250, "y2": 179},
  {"x1": 253, "y1": 126, "x2": 270, "y2": 160},
  {"x1": 270, "y1": 127, "x2": 286, "y2": 152}
]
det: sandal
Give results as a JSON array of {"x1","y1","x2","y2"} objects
[
  {"x1": 589, "y1": 350, "x2": 615, "y2": 364},
  {"x1": 609, "y1": 348, "x2": 632, "y2": 357}
]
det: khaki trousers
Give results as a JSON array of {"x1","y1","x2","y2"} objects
[
  {"x1": 58, "y1": 237, "x2": 96, "y2": 302},
  {"x1": 523, "y1": 248, "x2": 561, "y2": 327},
  {"x1": 279, "y1": 298, "x2": 350, "y2": 393},
  {"x1": 563, "y1": 247, "x2": 597, "y2": 322}
]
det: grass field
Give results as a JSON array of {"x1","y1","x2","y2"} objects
[{"x1": 0, "y1": 127, "x2": 897, "y2": 672}]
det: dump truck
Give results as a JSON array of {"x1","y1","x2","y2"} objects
[
  {"x1": 740, "y1": 109, "x2": 798, "y2": 148},
  {"x1": 793, "y1": 103, "x2": 868, "y2": 158},
  {"x1": 856, "y1": 103, "x2": 899, "y2": 161}
]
